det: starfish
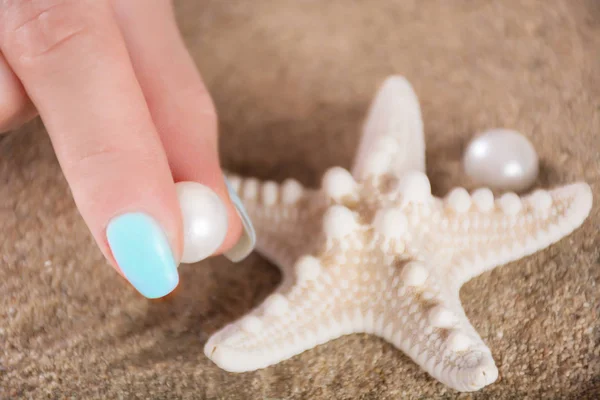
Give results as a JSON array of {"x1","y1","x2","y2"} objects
[{"x1": 205, "y1": 76, "x2": 593, "y2": 392}]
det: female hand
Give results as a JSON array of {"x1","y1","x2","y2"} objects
[{"x1": 0, "y1": 0, "x2": 254, "y2": 298}]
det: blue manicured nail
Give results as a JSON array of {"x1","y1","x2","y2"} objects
[
  {"x1": 223, "y1": 175, "x2": 256, "y2": 262},
  {"x1": 107, "y1": 212, "x2": 179, "y2": 298}
]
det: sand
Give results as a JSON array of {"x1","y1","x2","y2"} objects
[{"x1": 1, "y1": 0, "x2": 599, "y2": 398}]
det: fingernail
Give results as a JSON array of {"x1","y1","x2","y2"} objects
[
  {"x1": 223, "y1": 175, "x2": 256, "y2": 262},
  {"x1": 107, "y1": 212, "x2": 179, "y2": 299},
  {"x1": 176, "y1": 181, "x2": 229, "y2": 264}
]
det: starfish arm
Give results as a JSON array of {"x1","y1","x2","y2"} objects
[
  {"x1": 376, "y1": 261, "x2": 499, "y2": 392},
  {"x1": 204, "y1": 266, "x2": 353, "y2": 373},
  {"x1": 414, "y1": 182, "x2": 593, "y2": 287},
  {"x1": 225, "y1": 173, "x2": 326, "y2": 276},
  {"x1": 351, "y1": 76, "x2": 425, "y2": 181}
]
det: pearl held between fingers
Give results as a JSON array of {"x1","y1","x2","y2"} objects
[
  {"x1": 463, "y1": 129, "x2": 539, "y2": 193},
  {"x1": 176, "y1": 181, "x2": 229, "y2": 264}
]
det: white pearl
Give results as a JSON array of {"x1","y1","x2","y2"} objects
[
  {"x1": 463, "y1": 129, "x2": 539, "y2": 192},
  {"x1": 176, "y1": 182, "x2": 228, "y2": 264}
]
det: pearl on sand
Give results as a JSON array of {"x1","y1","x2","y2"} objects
[{"x1": 463, "y1": 129, "x2": 539, "y2": 193}]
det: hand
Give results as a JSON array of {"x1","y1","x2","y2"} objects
[{"x1": 0, "y1": 0, "x2": 251, "y2": 298}]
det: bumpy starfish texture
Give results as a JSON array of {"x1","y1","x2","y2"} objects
[{"x1": 205, "y1": 76, "x2": 593, "y2": 392}]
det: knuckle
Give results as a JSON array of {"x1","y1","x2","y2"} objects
[{"x1": 0, "y1": 0, "x2": 93, "y2": 64}]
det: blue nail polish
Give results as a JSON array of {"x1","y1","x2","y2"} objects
[
  {"x1": 107, "y1": 212, "x2": 179, "y2": 298},
  {"x1": 223, "y1": 176, "x2": 256, "y2": 262}
]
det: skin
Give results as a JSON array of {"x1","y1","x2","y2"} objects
[{"x1": 0, "y1": 0, "x2": 243, "y2": 281}]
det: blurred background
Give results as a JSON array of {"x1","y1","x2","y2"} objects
[{"x1": 1, "y1": 0, "x2": 599, "y2": 398}]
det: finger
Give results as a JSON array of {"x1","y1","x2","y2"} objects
[
  {"x1": 0, "y1": 51, "x2": 37, "y2": 133},
  {"x1": 112, "y1": 0, "x2": 254, "y2": 263},
  {"x1": 0, "y1": 0, "x2": 183, "y2": 298}
]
